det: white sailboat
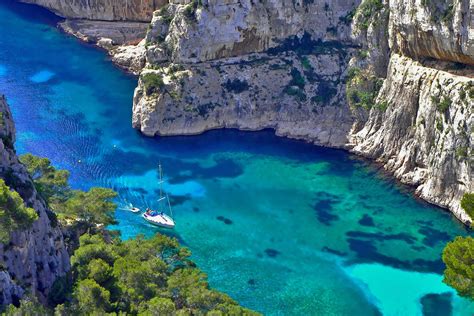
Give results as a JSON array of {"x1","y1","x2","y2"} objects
[{"x1": 142, "y1": 164, "x2": 175, "y2": 229}]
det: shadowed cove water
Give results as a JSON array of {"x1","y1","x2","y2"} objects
[{"x1": 0, "y1": 1, "x2": 472, "y2": 315}]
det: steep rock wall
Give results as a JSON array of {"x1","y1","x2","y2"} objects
[
  {"x1": 134, "y1": 0, "x2": 361, "y2": 147},
  {"x1": 350, "y1": 55, "x2": 473, "y2": 222},
  {"x1": 0, "y1": 95, "x2": 69, "y2": 306},
  {"x1": 20, "y1": 0, "x2": 166, "y2": 21},
  {"x1": 389, "y1": 0, "x2": 474, "y2": 65},
  {"x1": 133, "y1": 45, "x2": 354, "y2": 146},
  {"x1": 156, "y1": 0, "x2": 358, "y2": 63}
]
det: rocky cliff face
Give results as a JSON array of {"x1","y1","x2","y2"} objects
[
  {"x1": 133, "y1": 0, "x2": 359, "y2": 146},
  {"x1": 19, "y1": 0, "x2": 167, "y2": 73},
  {"x1": 0, "y1": 95, "x2": 69, "y2": 306},
  {"x1": 20, "y1": 0, "x2": 165, "y2": 21},
  {"x1": 350, "y1": 54, "x2": 473, "y2": 222},
  {"x1": 348, "y1": 0, "x2": 473, "y2": 223},
  {"x1": 389, "y1": 0, "x2": 474, "y2": 65},
  {"x1": 133, "y1": 0, "x2": 473, "y2": 223}
]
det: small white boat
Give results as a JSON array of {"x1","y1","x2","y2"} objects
[
  {"x1": 142, "y1": 163, "x2": 175, "y2": 229},
  {"x1": 130, "y1": 206, "x2": 141, "y2": 213},
  {"x1": 119, "y1": 204, "x2": 141, "y2": 213},
  {"x1": 125, "y1": 203, "x2": 141, "y2": 213}
]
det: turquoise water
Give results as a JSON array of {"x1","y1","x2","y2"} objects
[{"x1": 0, "y1": 1, "x2": 473, "y2": 315}]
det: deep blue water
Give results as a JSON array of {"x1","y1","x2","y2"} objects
[{"x1": 0, "y1": 1, "x2": 473, "y2": 315}]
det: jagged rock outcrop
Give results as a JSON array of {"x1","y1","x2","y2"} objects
[
  {"x1": 20, "y1": 0, "x2": 167, "y2": 73},
  {"x1": 133, "y1": 46, "x2": 354, "y2": 146},
  {"x1": 350, "y1": 54, "x2": 473, "y2": 222},
  {"x1": 132, "y1": 0, "x2": 473, "y2": 223},
  {"x1": 389, "y1": 0, "x2": 474, "y2": 65},
  {"x1": 133, "y1": 0, "x2": 360, "y2": 146},
  {"x1": 111, "y1": 41, "x2": 147, "y2": 75},
  {"x1": 0, "y1": 96, "x2": 69, "y2": 306},
  {"x1": 155, "y1": 0, "x2": 357, "y2": 63}
]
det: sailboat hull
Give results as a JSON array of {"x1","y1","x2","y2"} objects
[{"x1": 142, "y1": 213, "x2": 175, "y2": 229}]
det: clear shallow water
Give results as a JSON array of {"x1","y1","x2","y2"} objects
[{"x1": 0, "y1": 1, "x2": 473, "y2": 315}]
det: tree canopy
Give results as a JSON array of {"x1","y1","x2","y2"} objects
[
  {"x1": 20, "y1": 153, "x2": 117, "y2": 227},
  {"x1": 0, "y1": 179, "x2": 38, "y2": 243},
  {"x1": 442, "y1": 236, "x2": 474, "y2": 299},
  {"x1": 19, "y1": 153, "x2": 70, "y2": 206},
  {"x1": 442, "y1": 193, "x2": 474, "y2": 299},
  {"x1": 52, "y1": 233, "x2": 258, "y2": 315},
  {"x1": 62, "y1": 188, "x2": 117, "y2": 226},
  {"x1": 461, "y1": 193, "x2": 474, "y2": 220}
]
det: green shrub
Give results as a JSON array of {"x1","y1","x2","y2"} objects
[
  {"x1": 339, "y1": 9, "x2": 356, "y2": 25},
  {"x1": 442, "y1": 236, "x2": 474, "y2": 299},
  {"x1": 289, "y1": 68, "x2": 306, "y2": 89},
  {"x1": 346, "y1": 67, "x2": 383, "y2": 110},
  {"x1": 284, "y1": 86, "x2": 307, "y2": 102},
  {"x1": 223, "y1": 79, "x2": 250, "y2": 94},
  {"x1": 142, "y1": 73, "x2": 164, "y2": 96},
  {"x1": 356, "y1": 0, "x2": 384, "y2": 30},
  {"x1": 455, "y1": 146, "x2": 469, "y2": 160},
  {"x1": 0, "y1": 179, "x2": 38, "y2": 243},
  {"x1": 21, "y1": 154, "x2": 117, "y2": 228},
  {"x1": 157, "y1": 5, "x2": 174, "y2": 25},
  {"x1": 52, "y1": 233, "x2": 260, "y2": 315},
  {"x1": 437, "y1": 97, "x2": 451, "y2": 113},
  {"x1": 435, "y1": 117, "x2": 444, "y2": 131},
  {"x1": 375, "y1": 100, "x2": 389, "y2": 111},
  {"x1": 301, "y1": 57, "x2": 312, "y2": 70},
  {"x1": 183, "y1": 0, "x2": 202, "y2": 22},
  {"x1": 461, "y1": 193, "x2": 474, "y2": 219}
]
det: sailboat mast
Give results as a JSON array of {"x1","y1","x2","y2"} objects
[
  {"x1": 159, "y1": 163, "x2": 163, "y2": 201},
  {"x1": 158, "y1": 163, "x2": 164, "y2": 211}
]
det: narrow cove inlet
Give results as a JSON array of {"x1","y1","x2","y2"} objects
[{"x1": 0, "y1": 2, "x2": 472, "y2": 315}]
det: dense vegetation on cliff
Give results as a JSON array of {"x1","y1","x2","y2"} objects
[
  {"x1": 461, "y1": 193, "x2": 474, "y2": 221},
  {"x1": 443, "y1": 236, "x2": 474, "y2": 300}
]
